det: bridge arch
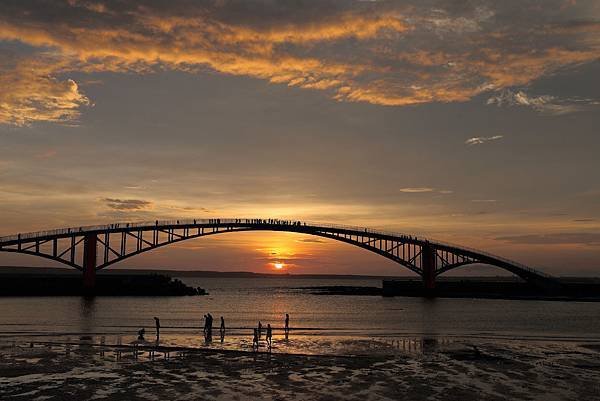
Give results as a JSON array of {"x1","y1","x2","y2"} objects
[{"x1": 0, "y1": 218, "x2": 558, "y2": 291}]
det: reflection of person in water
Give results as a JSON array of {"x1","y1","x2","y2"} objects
[{"x1": 138, "y1": 328, "x2": 145, "y2": 342}]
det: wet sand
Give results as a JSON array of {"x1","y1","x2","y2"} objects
[{"x1": 1, "y1": 337, "x2": 600, "y2": 400}]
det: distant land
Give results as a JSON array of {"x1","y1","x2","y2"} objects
[
  {"x1": 1, "y1": 266, "x2": 599, "y2": 282},
  {"x1": 1, "y1": 266, "x2": 600, "y2": 300},
  {"x1": 0, "y1": 266, "x2": 530, "y2": 281},
  {"x1": 0, "y1": 266, "x2": 396, "y2": 280},
  {"x1": 0, "y1": 266, "x2": 600, "y2": 283}
]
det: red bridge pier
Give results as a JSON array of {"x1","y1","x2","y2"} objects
[
  {"x1": 82, "y1": 234, "x2": 97, "y2": 292},
  {"x1": 421, "y1": 244, "x2": 436, "y2": 291}
]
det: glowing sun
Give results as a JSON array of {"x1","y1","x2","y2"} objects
[{"x1": 273, "y1": 262, "x2": 285, "y2": 270}]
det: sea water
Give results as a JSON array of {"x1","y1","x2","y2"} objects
[{"x1": 1, "y1": 277, "x2": 599, "y2": 354}]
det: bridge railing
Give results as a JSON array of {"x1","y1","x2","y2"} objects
[
  {"x1": 0, "y1": 218, "x2": 411, "y2": 243},
  {"x1": 0, "y1": 218, "x2": 265, "y2": 243},
  {"x1": 0, "y1": 218, "x2": 550, "y2": 278}
]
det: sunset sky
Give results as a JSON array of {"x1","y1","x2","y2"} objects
[{"x1": 1, "y1": 0, "x2": 599, "y2": 276}]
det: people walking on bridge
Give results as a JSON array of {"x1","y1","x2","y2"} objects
[
  {"x1": 154, "y1": 317, "x2": 160, "y2": 341},
  {"x1": 138, "y1": 328, "x2": 146, "y2": 342},
  {"x1": 266, "y1": 324, "x2": 273, "y2": 348},
  {"x1": 220, "y1": 316, "x2": 225, "y2": 343}
]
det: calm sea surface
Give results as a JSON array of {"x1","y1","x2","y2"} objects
[{"x1": 1, "y1": 277, "x2": 600, "y2": 353}]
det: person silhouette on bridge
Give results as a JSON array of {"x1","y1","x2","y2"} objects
[
  {"x1": 154, "y1": 317, "x2": 160, "y2": 341},
  {"x1": 220, "y1": 316, "x2": 225, "y2": 343},
  {"x1": 258, "y1": 321, "x2": 262, "y2": 339},
  {"x1": 138, "y1": 328, "x2": 146, "y2": 342}
]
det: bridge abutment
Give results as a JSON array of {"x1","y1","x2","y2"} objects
[
  {"x1": 83, "y1": 234, "x2": 97, "y2": 293},
  {"x1": 422, "y1": 244, "x2": 436, "y2": 291}
]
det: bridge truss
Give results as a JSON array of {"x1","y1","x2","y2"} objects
[{"x1": 0, "y1": 219, "x2": 557, "y2": 290}]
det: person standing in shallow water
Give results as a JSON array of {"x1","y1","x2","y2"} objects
[
  {"x1": 252, "y1": 328, "x2": 259, "y2": 351},
  {"x1": 153, "y1": 317, "x2": 160, "y2": 341},
  {"x1": 206, "y1": 313, "x2": 213, "y2": 342},
  {"x1": 266, "y1": 324, "x2": 273, "y2": 348},
  {"x1": 220, "y1": 316, "x2": 225, "y2": 343},
  {"x1": 284, "y1": 313, "x2": 290, "y2": 337}
]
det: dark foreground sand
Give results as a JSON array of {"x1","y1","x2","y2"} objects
[{"x1": 1, "y1": 339, "x2": 600, "y2": 400}]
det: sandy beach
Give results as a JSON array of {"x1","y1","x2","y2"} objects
[{"x1": 2, "y1": 336, "x2": 599, "y2": 401}]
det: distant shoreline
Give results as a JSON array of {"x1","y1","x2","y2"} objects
[
  {"x1": 2, "y1": 266, "x2": 598, "y2": 282},
  {"x1": 0, "y1": 266, "x2": 402, "y2": 280},
  {"x1": 2, "y1": 266, "x2": 599, "y2": 300}
]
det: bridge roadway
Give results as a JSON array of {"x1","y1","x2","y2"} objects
[{"x1": 0, "y1": 218, "x2": 559, "y2": 292}]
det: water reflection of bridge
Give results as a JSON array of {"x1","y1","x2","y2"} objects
[{"x1": 0, "y1": 219, "x2": 558, "y2": 292}]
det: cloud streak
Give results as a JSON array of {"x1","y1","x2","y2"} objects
[
  {"x1": 399, "y1": 187, "x2": 434, "y2": 193},
  {"x1": 465, "y1": 135, "x2": 504, "y2": 146},
  {"x1": 487, "y1": 90, "x2": 599, "y2": 115},
  {"x1": 103, "y1": 198, "x2": 152, "y2": 210},
  {"x1": 399, "y1": 188, "x2": 453, "y2": 194}
]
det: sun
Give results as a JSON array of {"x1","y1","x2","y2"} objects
[{"x1": 273, "y1": 262, "x2": 285, "y2": 270}]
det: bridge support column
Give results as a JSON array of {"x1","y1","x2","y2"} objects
[
  {"x1": 422, "y1": 244, "x2": 436, "y2": 291},
  {"x1": 83, "y1": 234, "x2": 97, "y2": 293}
]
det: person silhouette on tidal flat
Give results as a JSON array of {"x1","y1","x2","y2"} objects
[
  {"x1": 284, "y1": 313, "x2": 290, "y2": 336},
  {"x1": 252, "y1": 328, "x2": 259, "y2": 351},
  {"x1": 205, "y1": 313, "x2": 213, "y2": 342},
  {"x1": 266, "y1": 324, "x2": 272, "y2": 347},
  {"x1": 154, "y1": 317, "x2": 160, "y2": 340}
]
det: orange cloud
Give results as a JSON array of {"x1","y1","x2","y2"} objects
[
  {"x1": 0, "y1": 55, "x2": 89, "y2": 126},
  {"x1": 0, "y1": 1, "x2": 598, "y2": 124}
]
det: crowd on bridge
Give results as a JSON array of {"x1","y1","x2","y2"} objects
[
  {"x1": 237, "y1": 219, "x2": 305, "y2": 226},
  {"x1": 192, "y1": 219, "x2": 306, "y2": 226}
]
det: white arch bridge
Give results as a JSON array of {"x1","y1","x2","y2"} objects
[{"x1": 0, "y1": 219, "x2": 559, "y2": 292}]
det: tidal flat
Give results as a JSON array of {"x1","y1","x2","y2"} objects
[{"x1": 1, "y1": 338, "x2": 599, "y2": 400}]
